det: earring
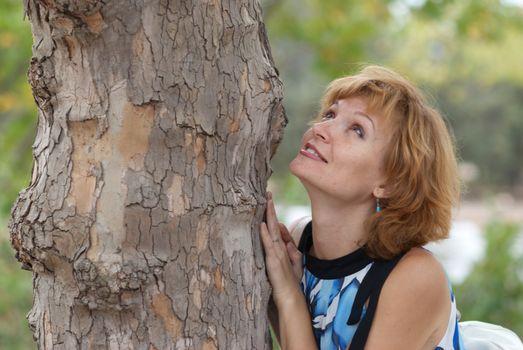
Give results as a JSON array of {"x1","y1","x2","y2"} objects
[{"x1": 376, "y1": 198, "x2": 381, "y2": 213}]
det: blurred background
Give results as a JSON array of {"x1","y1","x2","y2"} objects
[
  {"x1": 264, "y1": 0, "x2": 523, "y2": 345},
  {"x1": 1, "y1": 0, "x2": 522, "y2": 348}
]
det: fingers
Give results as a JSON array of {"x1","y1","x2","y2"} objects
[
  {"x1": 260, "y1": 221, "x2": 285, "y2": 255},
  {"x1": 260, "y1": 193, "x2": 305, "y2": 286},
  {"x1": 260, "y1": 192, "x2": 285, "y2": 252},
  {"x1": 265, "y1": 193, "x2": 281, "y2": 241},
  {"x1": 286, "y1": 242, "x2": 304, "y2": 281},
  {"x1": 260, "y1": 222, "x2": 275, "y2": 252},
  {"x1": 286, "y1": 241, "x2": 302, "y2": 265},
  {"x1": 280, "y1": 222, "x2": 302, "y2": 265},
  {"x1": 279, "y1": 223, "x2": 294, "y2": 244}
]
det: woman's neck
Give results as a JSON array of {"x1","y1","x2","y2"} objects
[{"x1": 309, "y1": 198, "x2": 373, "y2": 260}]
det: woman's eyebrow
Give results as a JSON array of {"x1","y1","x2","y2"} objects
[{"x1": 354, "y1": 111, "x2": 375, "y2": 131}]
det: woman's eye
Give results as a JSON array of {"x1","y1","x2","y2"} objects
[
  {"x1": 322, "y1": 111, "x2": 335, "y2": 120},
  {"x1": 352, "y1": 125, "x2": 365, "y2": 138}
]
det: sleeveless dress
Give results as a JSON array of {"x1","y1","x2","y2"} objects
[{"x1": 298, "y1": 221, "x2": 465, "y2": 350}]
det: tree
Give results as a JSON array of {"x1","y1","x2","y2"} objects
[{"x1": 9, "y1": 0, "x2": 286, "y2": 348}]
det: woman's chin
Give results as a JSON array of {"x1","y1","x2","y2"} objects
[
  {"x1": 289, "y1": 160, "x2": 313, "y2": 190},
  {"x1": 288, "y1": 157, "x2": 302, "y2": 177}
]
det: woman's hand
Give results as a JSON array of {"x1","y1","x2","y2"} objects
[
  {"x1": 260, "y1": 192, "x2": 304, "y2": 307},
  {"x1": 261, "y1": 193, "x2": 318, "y2": 350}
]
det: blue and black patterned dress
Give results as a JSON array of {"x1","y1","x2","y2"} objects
[{"x1": 298, "y1": 221, "x2": 465, "y2": 350}]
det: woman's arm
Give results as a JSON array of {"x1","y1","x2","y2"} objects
[
  {"x1": 267, "y1": 219, "x2": 306, "y2": 343},
  {"x1": 274, "y1": 288, "x2": 318, "y2": 350},
  {"x1": 267, "y1": 296, "x2": 281, "y2": 342},
  {"x1": 364, "y1": 248, "x2": 451, "y2": 350},
  {"x1": 261, "y1": 193, "x2": 317, "y2": 350}
]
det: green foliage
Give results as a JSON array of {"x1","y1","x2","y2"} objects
[
  {"x1": 410, "y1": 0, "x2": 523, "y2": 40},
  {"x1": 264, "y1": 0, "x2": 395, "y2": 79},
  {"x1": 455, "y1": 221, "x2": 523, "y2": 337},
  {"x1": 0, "y1": 1, "x2": 37, "y2": 348},
  {"x1": 0, "y1": 0, "x2": 37, "y2": 217},
  {"x1": 437, "y1": 82, "x2": 523, "y2": 194},
  {"x1": 271, "y1": 328, "x2": 280, "y2": 350},
  {"x1": 269, "y1": 174, "x2": 310, "y2": 206},
  {"x1": 0, "y1": 235, "x2": 34, "y2": 349},
  {"x1": 384, "y1": 11, "x2": 523, "y2": 196}
]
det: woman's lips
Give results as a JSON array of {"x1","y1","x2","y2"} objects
[{"x1": 300, "y1": 143, "x2": 328, "y2": 163}]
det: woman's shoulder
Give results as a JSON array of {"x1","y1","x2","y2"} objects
[
  {"x1": 396, "y1": 247, "x2": 447, "y2": 279},
  {"x1": 365, "y1": 248, "x2": 452, "y2": 348},
  {"x1": 387, "y1": 247, "x2": 449, "y2": 299},
  {"x1": 375, "y1": 247, "x2": 450, "y2": 320}
]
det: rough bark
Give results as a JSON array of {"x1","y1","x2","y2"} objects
[{"x1": 9, "y1": 0, "x2": 285, "y2": 348}]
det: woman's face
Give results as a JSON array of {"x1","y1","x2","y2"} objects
[{"x1": 289, "y1": 96, "x2": 391, "y2": 206}]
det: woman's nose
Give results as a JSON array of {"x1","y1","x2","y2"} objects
[{"x1": 312, "y1": 122, "x2": 330, "y2": 143}]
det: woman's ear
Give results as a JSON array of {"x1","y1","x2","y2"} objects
[{"x1": 373, "y1": 186, "x2": 390, "y2": 199}]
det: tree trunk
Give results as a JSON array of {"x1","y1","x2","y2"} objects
[{"x1": 9, "y1": 0, "x2": 285, "y2": 348}]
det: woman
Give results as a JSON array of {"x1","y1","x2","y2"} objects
[{"x1": 260, "y1": 66, "x2": 464, "y2": 350}]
